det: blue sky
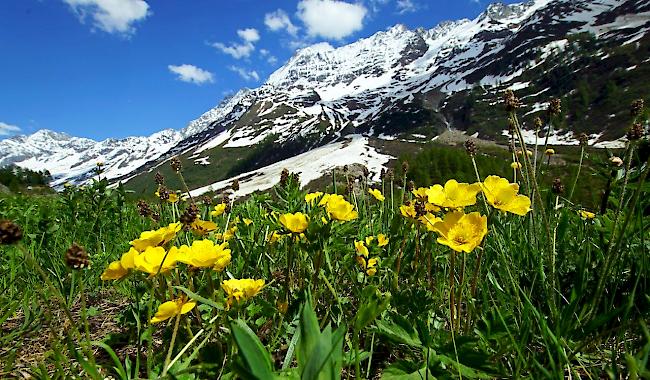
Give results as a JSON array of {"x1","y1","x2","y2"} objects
[{"x1": 0, "y1": 0, "x2": 519, "y2": 140}]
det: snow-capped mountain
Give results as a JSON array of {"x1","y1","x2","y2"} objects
[{"x1": 2, "y1": 0, "x2": 649, "y2": 193}]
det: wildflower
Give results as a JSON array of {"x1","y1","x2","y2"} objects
[
  {"x1": 412, "y1": 187, "x2": 428, "y2": 200},
  {"x1": 464, "y1": 140, "x2": 477, "y2": 156},
  {"x1": 137, "y1": 200, "x2": 152, "y2": 217},
  {"x1": 579, "y1": 210, "x2": 596, "y2": 219},
  {"x1": 130, "y1": 223, "x2": 181, "y2": 252},
  {"x1": 279, "y1": 212, "x2": 309, "y2": 233},
  {"x1": 305, "y1": 191, "x2": 324, "y2": 205},
  {"x1": 481, "y1": 176, "x2": 531, "y2": 216},
  {"x1": 324, "y1": 195, "x2": 358, "y2": 221},
  {"x1": 368, "y1": 188, "x2": 385, "y2": 202},
  {"x1": 355, "y1": 241, "x2": 369, "y2": 257},
  {"x1": 133, "y1": 246, "x2": 179, "y2": 274},
  {"x1": 0, "y1": 220, "x2": 23, "y2": 245},
  {"x1": 356, "y1": 256, "x2": 378, "y2": 276},
  {"x1": 627, "y1": 123, "x2": 644, "y2": 141},
  {"x1": 426, "y1": 180, "x2": 482, "y2": 209},
  {"x1": 222, "y1": 278, "x2": 265, "y2": 308},
  {"x1": 65, "y1": 243, "x2": 90, "y2": 270},
  {"x1": 432, "y1": 211, "x2": 488, "y2": 253},
  {"x1": 180, "y1": 204, "x2": 200, "y2": 228},
  {"x1": 545, "y1": 148, "x2": 555, "y2": 156},
  {"x1": 155, "y1": 190, "x2": 179, "y2": 203},
  {"x1": 243, "y1": 218, "x2": 253, "y2": 226},
  {"x1": 267, "y1": 231, "x2": 285, "y2": 244},
  {"x1": 419, "y1": 213, "x2": 443, "y2": 232},
  {"x1": 548, "y1": 98, "x2": 562, "y2": 116},
  {"x1": 231, "y1": 179, "x2": 240, "y2": 191},
  {"x1": 217, "y1": 226, "x2": 238, "y2": 241},
  {"x1": 210, "y1": 203, "x2": 228, "y2": 217},
  {"x1": 609, "y1": 156, "x2": 623, "y2": 167},
  {"x1": 377, "y1": 234, "x2": 389, "y2": 247},
  {"x1": 154, "y1": 172, "x2": 165, "y2": 185},
  {"x1": 100, "y1": 248, "x2": 138, "y2": 281},
  {"x1": 504, "y1": 90, "x2": 521, "y2": 112},
  {"x1": 190, "y1": 219, "x2": 216, "y2": 236},
  {"x1": 516, "y1": 149, "x2": 533, "y2": 157},
  {"x1": 400, "y1": 202, "x2": 417, "y2": 218},
  {"x1": 510, "y1": 162, "x2": 522, "y2": 170},
  {"x1": 150, "y1": 298, "x2": 196, "y2": 324},
  {"x1": 177, "y1": 240, "x2": 231, "y2": 269},
  {"x1": 170, "y1": 157, "x2": 182, "y2": 172}
]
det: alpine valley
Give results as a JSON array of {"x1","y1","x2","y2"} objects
[{"x1": 2, "y1": 0, "x2": 649, "y2": 197}]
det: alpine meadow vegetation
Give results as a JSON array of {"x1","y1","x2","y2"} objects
[{"x1": 1, "y1": 94, "x2": 649, "y2": 379}]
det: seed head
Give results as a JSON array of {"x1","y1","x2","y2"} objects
[
  {"x1": 231, "y1": 179, "x2": 240, "y2": 192},
  {"x1": 202, "y1": 195, "x2": 213, "y2": 207},
  {"x1": 577, "y1": 133, "x2": 589, "y2": 147},
  {"x1": 362, "y1": 166, "x2": 370, "y2": 178},
  {"x1": 65, "y1": 243, "x2": 90, "y2": 270},
  {"x1": 154, "y1": 172, "x2": 165, "y2": 185},
  {"x1": 407, "y1": 180, "x2": 415, "y2": 192},
  {"x1": 0, "y1": 220, "x2": 23, "y2": 245},
  {"x1": 551, "y1": 178, "x2": 564, "y2": 195},
  {"x1": 137, "y1": 200, "x2": 152, "y2": 217},
  {"x1": 627, "y1": 122, "x2": 644, "y2": 141},
  {"x1": 504, "y1": 90, "x2": 521, "y2": 112},
  {"x1": 534, "y1": 117, "x2": 544, "y2": 130},
  {"x1": 631, "y1": 99, "x2": 644, "y2": 117},
  {"x1": 157, "y1": 186, "x2": 170, "y2": 202},
  {"x1": 548, "y1": 98, "x2": 562, "y2": 117},
  {"x1": 180, "y1": 204, "x2": 199, "y2": 229},
  {"x1": 464, "y1": 139, "x2": 477, "y2": 156},
  {"x1": 414, "y1": 201, "x2": 426, "y2": 218},
  {"x1": 291, "y1": 172, "x2": 300, "y2": 185},
  {"x1": 401, "y1": 161, "x2": 409, "y2": 174},
  {"x1": 280, "y1": 168, "x2": 290, "y2": 187},
  {"x1": 170, "y1": 157, "x2": 182, "y2": 172},
  {"x1": 151, "y1": 211, "x2": 161, "y2": 222},
  {"x1": 221, "y1": 193, "x2": 232, "y2": 213},
  {"x1": 343, "y1": 165, "x2": 349, "y2": 173}
]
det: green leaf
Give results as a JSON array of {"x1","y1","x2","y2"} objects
[
  {"x1": 173, "y1": 285, "x2": 224, "y2": 311},
  {"x1": 381, "y1": 360, "x2": 430, "y2": 380},
  {"x1": 298, "y1": 299, "x2": 321, "y2": 370},
  {"x1": 230, "y1": 319, "x2": 275, "y2": 380},
  {"x1": 354, "y1": 285, "x2": 391, "y2": 332},
  {"x1": 374, "y1": 318, "x2": 422, "y2": 347},
  {"x1": 92, "y1": 341, "x2": 128, "y2": 379}
]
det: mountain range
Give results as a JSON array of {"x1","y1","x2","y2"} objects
[{"x1": 1, "y1": 0, "x2": 649, "y2": 197}]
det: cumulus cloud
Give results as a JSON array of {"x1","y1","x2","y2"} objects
[
  {"x1": 264, "y1": 9, "x2": 299, "y2": 36},
  {"x1": 0, "y1": 122, "x2": 21, "y2": 136},
  {"x1": 168, "y1": 64, "x2": 214, "y2": 85},
  {"x1": 63, "y1": 0, "x2": 150, "y2": 36},
  {"x1": 297, "y1": 0, "x2": 367, "y2": 40},
  {"x1": 396, "y1": 0, "x2": 418, "y2": 14},
  {"x1": 212, "y1": 28, "x2": 260, "y2": 59},
  {"x1": 229, "y1": 66, "x2": 260, "y2": 82}
]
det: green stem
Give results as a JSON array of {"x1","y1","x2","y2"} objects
[
  {"x1": 568, "y1": 146, "x2": 585, "y2": 202},
  {"x1": 162, "y1": 313, "x2": 182, "y2": 376}
]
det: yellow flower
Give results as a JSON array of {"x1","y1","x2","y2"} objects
[
  {"x1": 243, "y1": 218, "x2": 253, "y2": 226},
  {"x1": 100, "y1": 248, "x2": 138, "y2": 280},
  {"x1": 222, "y1": 278, "x2": 265, "y2": 308},
  {"x1": 191, "y1": 219, "x2": 217, "y2": 236},
  {"x1": 368, "y1": 188, "x2": 385, "y2": 202},
  {"x1": 355, "y1": 241, "x2": 369, "y2": 257},
  {"x1": 400, "y1": 202, "x2": 417, "y2": 218},
  {"x1": 481, "y1": 176, "x2": 532, "y2": 216},
  {"x1": 133, "y1": 246, "x2": 179, "y2": 274},
  {"x1": 155, "y1": 191, "x2": 179, "y2": 203},
  {"x1": 217, "y1": 226, "x2": 238, "y2": 241},
  {"x1": 130, "y1": 223, "x2": 181, "y2": 252},
  {"x1": 517, "y1": 149, "x2": 533, "y2": 157},
  {"x1": 510, "y1": 162, "x2": 522, "y2": 170},
  {"x1": 267, "y1": 231, "x2": 285, "y2": 244},
  {"x1": 545, "y1": 148, "x2": 555, "y2": 156},
  {"x1": 425, "y1": 202, "x2": 441, "y2": 213},
  {"x1": 419, "y1": 213, "x2": 443, "y2": 232},
  {"x1": 412, "y1": 187, "x2": 429, "y2": 200},
  {"x1": 377, "y1": 234, "x2": 389, "y2": 247},
  {"x1": 305, "y1": 191, "x2": 324, "y2": 205},
  {"x1": 365, "y1": 236, "x2": 375, "y2": 246},
  {"x1": 356, "y1": 256, "x2": 378, "y2": 276},
  {"x1": 324, "y1": 196, "x2": 358, "y2": 221},
  {"x1": 177, "y1": 240, "x2": 231, "y2": 269},
  {"x1": 432, "y1": 211, "x2": 488, "y2": 253},
  {"x1": 210, "y1": 203, "x2": 228, "y2": 217},
  {"x1": 426, "y1": 180, "x2": 482, "y2": 209},
  {"x1": 150, "y1": 298, "x2": 196, "y2": 324},
  {"x1": 579, "y1": 210, "x2": 596, "y2": 219},
  {"x1": 279, "y1": 212, "x2": 309, "y2": 233}
]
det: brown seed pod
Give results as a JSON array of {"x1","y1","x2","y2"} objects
[
  {"x1": 504, "y1": 90, "x2": 521, "y2": 112},
  {"x1": 464, "y1": 140, "x2": 477, "y2": 156},
  {"x1": 154, "y1": 171, "x2": 165, "y2": 185},
  {"x1": 401, "y1": 161, "x2": 409, "y2": 174},
  {"x1": 279, "y1": 168, "x2": 290, "y2": 187},
  {"x1": 534, "y1": 117, "x2": 544, "y2": 130},
  {"x1": 627, "y1": 122, "x2": 644, "y2": 141},
  {"x1": 231, "y1": 179, "x2": 240, "y2": 192},
  {"x1": 631, "y1": 99, "x2": 644, "y2": 117},
  {"x1": 137, "y1": 200, "x2": 152, "y2": 217},
  {"x1": 551, "y1": 178, "x2": 564, "y2": 195},
  {"x1": 180, "y1": 204, "x2": 200, "y2": 229},
  {"x1": 170, "y1": 157, "x2": 182, "y2": 172},
  {"x1": 577, "y1": 133, "x2": 589, "y2": 147},
  {"x1": 65, "y1": 243, "x2": 90, "y2": 270},
  {"x1": 0, "y1": 220, "x2": 23, "y2": 245},
  {"x1": 548, "y1": 98, "x2": 562, "y2": 117}
]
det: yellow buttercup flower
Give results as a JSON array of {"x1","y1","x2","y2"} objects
[
  {"x1": 305, "y1": 191, "x2": 324, "y2": 205},
  {"x1": 400, "y1": 202, "x2": 417, "y2": 218},
  {"x1": 432, "y1": 211, "x2": 488, "y2": 253},
  {"x1": 155, "y1": 191, "x2": 179, "y2": 203},
  {"x1": 267, "y1": 231, "x2": 285, "y2": 244},
  {"x1": 210, "y1": 203, "x2": 228, "y2": 217},
  {"x1": 510, "y1": 162, "x2": 522, "y2": 170},
  {"x1": 133, "y1": 246, "x2": 179, "y2": 274},
  {"x1": 412, "y1": 187, "x2": 429, "y2": 200},
  {"x1": 579, "y1": 210, "x2": 596, "y2": 219},
  {"x1": 100, "y1": 248, "x2": 138, "y2": 280},
  {"x1": 216, "y1": 226, "x2": 238, "y2": 241},
  {"x1": 419, "y1": 213, "x2": 443, "y2": 232},
  {"x1": 222, "y1": 278, "x2": 265, "y2": 308},
  {"x1": 355, "y1": 241, "x2": 369, "y2": 257},
  {"x1": 365, "y1": 236, "x2": 374, "y2": 245},
  {"x1": 191, "y1": 219, "x2": 217, "y2": 236},
  {"x1": 243, "y1": 218, "x2": 253, "y2": 226},
  {"x1": 426, "y1": 180, "x2": 482, "y2": 209},
  {"x1": 130, "y1": 223, "x2": 181, "y2": 252},
  {"x1": 356, "y1": 256, "x2": 378, "y2": 276},
  {"x1": 150, "y1": 298, "x2": 196, "y2": 324},
  {"x1": 324, "y1": 196, "x2": 358, "y2": 221},
  {"x1": 177, "y1": 240, "x2": 231, "y2": 269},
  {"x1": 425, "y1": 202, "x2": 441, "y2": 213},
  {"x1": 545, "y1": 148, "x2": 555, "y2": 156},
  {"x1": 377, "y1": 234, "x2": 389, "y2": 247},
  {"x1": 279, "y1": 212, "x2": 309, "y2": 233},
  {"x1": 368, "y1": 188, "x2": 385, "y2": 202},
  {"x1": 481, "y1": 176, "x2": 531, "y2": 216}
]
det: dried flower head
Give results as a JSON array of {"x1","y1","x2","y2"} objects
[
  {"x1": 631, "y1": 99, "x2": 644, "y2": 117},
  {"x1": 137, "y1": 200, "x2": 152, "y2": 217},
  {"x1": 151, "y1": 211, "x2": 161, "y2": 222},
  {"x1": 280, "y1": 168, "x2": 290, "y2": 187},
  {"x1": 231, "y1": 179, "x2": 240, "y2": 192},
  {"x1": 180, "y1": 204, "x2": 200, "y2": 229},
  {"x1": 362, "y1": 166, "x2": 370, "y2": 178},
  {"x1": 401, "y1": 161, "x2": 409, "y2": 174},
  {"x1": 551, "y1": 178, "x2": 564, "y2": 195},
  {"x1": 222, "y1": 194, "x2": 232, "y2": 214},
  {"x1": 0, "y1": 220, "x2": 23, "y2": 245},
  {"x1": 343, "y1": 165, "x2": 349, "y2": 173},
  {"x1": 65, "y1": 243, "x2": 90, "y2": 270},
  {"x1": 170, "y1": 157, "x2": 182, "y2": 172},
  {"x1": 504, "y1": 90, "x2": 521, "y2": 112},
  {"x1": 157, "y1": 186, "x2": 170, "y2": 202},
  {"x1": 154, "y1": 171, "x2": 165, "y2": 185},
  {"x1": 627, "y1": 122, "x2": 644, "y2": 141},
  {"x1": 464, "y1": 139, "x2": 477, "y2": 156},
  {"x1": 577, "y1": 133, "x2": 589, "y2": 147},
  {"x1": 385, "y1": 168, "x2": 394, "y2": 181},
  {"x1": 407, "y1": 180, "x2": 415, "y2": 192},
  {"x1": 548, "y1": 98, "x2": 562, "y2": 117},
  {"x1": 534, "y1": 117, "x2": 543, "y2": 130},
  {"x1": 291, "y1": 172, "x2": 300, "y2": 184},
  {"x1": 414, "y1": 201, "x2": 426, "y2": 218},
  {"x1": 202, "y1": 195, "x2": 213, "y2": 207}
]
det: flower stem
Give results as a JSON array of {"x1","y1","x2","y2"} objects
[{"x1": 162, "y1": 313, "x2": 182, "y2": 376}]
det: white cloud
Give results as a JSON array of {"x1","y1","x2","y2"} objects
[
  {"x1": 212, "y1": 28, "x2": 260, "y2": 59},
  {"x1": 297, "y1": 0, "x2": 367, "y2": 40},
  {"x1": 396, "y1": 0, "x2": 418, "y2": 14},
  {"x1": 63, "y1": 0, "x2": 150, "y2": 36},
  {"x1": 0, "y1": 122, "x2": 21, "y2": 136},
  {"x1": 168, "y1": 64, "x2": 214, "y2": 85},
  {"x1": 267, "y1": 56, "x2": 278, "y2": 65},
  {"x1": 264, "y1": 9, "x2": 299, "y2": 36},
  {"x1": 259, "y1": 49, "x2": 270, "y2": 56},
  {"x1": 237, "y1": 28, "x2": 260, "y2": 43},
  {"x1": 229, "y1": 66, "x2": 260, "y2": 82}
]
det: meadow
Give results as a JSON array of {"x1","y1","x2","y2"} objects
[{"x1": 1, "y1": 94, "x2": 649, "y2": 379}]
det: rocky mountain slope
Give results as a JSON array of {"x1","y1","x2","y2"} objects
[{"x1": 1, "y1": 0, "x2": 649, "y2": 194}]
